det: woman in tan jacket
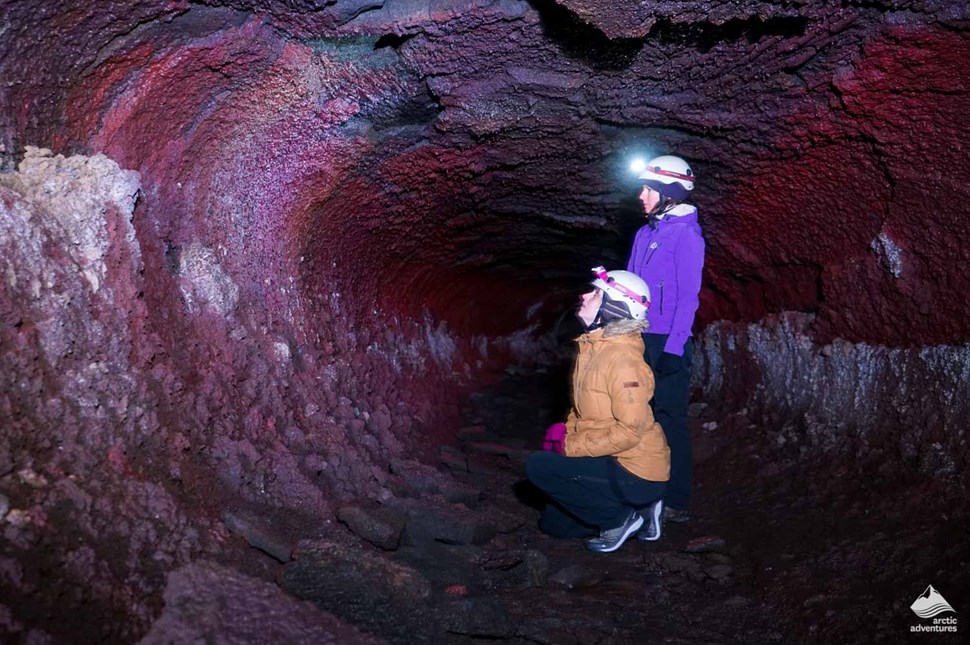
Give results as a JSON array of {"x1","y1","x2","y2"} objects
[{"x1": 526, "y1": 267, "x2": 670, "y2": 553}]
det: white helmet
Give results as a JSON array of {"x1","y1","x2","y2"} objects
[
  {"x1": 638, "y1": 155, "x2": 694, "y2": 201},
  {"x1": 591, "y1": 266, "x2": 651, "y2": 321}
]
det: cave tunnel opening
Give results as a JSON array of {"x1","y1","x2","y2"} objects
[{"x1": 1, "y1": 1, "x2": 968, "y2": 643}]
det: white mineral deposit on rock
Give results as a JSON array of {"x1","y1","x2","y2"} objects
[
  {"x1": 694, "y1": 313, "x2": 970, "y2": 476},
  {"x1": 178, "y1": 241, "x2": 240, "y2": 317},
  {"x1": 0, "y1": 146, "x2": 140, "y2": 294}
]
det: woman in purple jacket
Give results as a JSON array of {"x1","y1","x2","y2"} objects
[{"x1": 626, "y1": 155, "x2": 704, "y2": 523}]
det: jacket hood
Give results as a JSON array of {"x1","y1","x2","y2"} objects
[
  {"x1": 580, "y1": 318, "x2": 650, "y2": 341},
  {"x1": 603, "y1": 318, "x2": 650, "y2": 337}
]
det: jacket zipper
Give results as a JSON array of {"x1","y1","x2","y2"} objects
[{"x1": 659, "y1": 280, "x2": 664, "y2": 316}]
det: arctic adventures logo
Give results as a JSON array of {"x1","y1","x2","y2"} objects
[{"x1": 910, "y1": 585, "x2": 958, "y2": 633}]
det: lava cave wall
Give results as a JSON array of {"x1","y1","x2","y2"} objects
[
  {"x1": 2, "y1": 0, "x2": 968, "y2": 344},
  {"x1": 1, "y1": 0, "x2": 969, "y2": 640}
]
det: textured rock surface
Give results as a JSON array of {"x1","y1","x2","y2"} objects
[
  {"x1": 1, "y1": 0, "x2": 968, "y2": 641},
  {"x1": 281, "y1": 539, "x2": 437, "y2": 641},
  {"x1": 0, "y1": 148, "x2": 200, "y2": 641},
  {"x1": 0, "y1": 146, "x2": 451, "y2": 640},
  {"x1": 2, "y1": 0, "x2": 967, "y2": 344},
  {"x1": 693, "y1": 313, "x2": 970, "y2": 482},
  {"x1": 139, "y1": 561, "x2": 384, "y2": 644},
  {"x1": 336, "y1": 504, "x2": 406, "y2": 550}
]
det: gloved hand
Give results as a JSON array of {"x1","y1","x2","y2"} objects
[{"x1": 542, "y1": 422, "x2": 567, "y2": 454}]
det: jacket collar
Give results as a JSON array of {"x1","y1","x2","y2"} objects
[{"x1": 657, "y1": 204, "x2": 698, "y2": 224}]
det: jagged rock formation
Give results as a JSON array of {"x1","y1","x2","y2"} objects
[
  {"x1": 1, "y1": 0, "x2": 968, "y2": 642},
  {"x1": 694, "y1": 313, "x2": 969, "y2": 480},
  {"x1": 3, "y1": 1, "x2": 967, "y2": 343}
]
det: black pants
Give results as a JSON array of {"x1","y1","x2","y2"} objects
[
  {"x1": 642, "y1": 333, "x2": 694, "y2": 510},
  {"x1": 526, "y1": 451, "x2": 666, "y2": 538}
]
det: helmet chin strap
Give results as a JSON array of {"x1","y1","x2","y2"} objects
[
  {"x1": 647, "y1": 197, "x2": 679, "y2": 227},
  {"x1": 584, "y1": 309, "x2": 606, "y2": 332},
  {"x1": 584, "y1": 294, "x2": 635, "y2": 331}
]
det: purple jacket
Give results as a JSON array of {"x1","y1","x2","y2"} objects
[{"x1": 626, "y1": 207, "x2": 705, "y2": 356}]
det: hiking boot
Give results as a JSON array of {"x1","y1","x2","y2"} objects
[
  {"x1": 637, "y1": 499, "x2": 663, "y2": 542},
  {"x1": 584, "y1": 511, "x2": 643, "y2": 553},
  {"x1": 663, "y1": 506, "x2": 691, "y2": 523}
]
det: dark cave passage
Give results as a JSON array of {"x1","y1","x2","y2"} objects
[{"x1": 1, "y1": 1, "x2": 968, "y2": 643}]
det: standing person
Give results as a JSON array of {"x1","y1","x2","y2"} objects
[
  {"x1": 626, "y1": 155, "x2": 704, "y2": 524},
  {"x1": 526, "y1": 266, "x2": 670, "y2": 553}
]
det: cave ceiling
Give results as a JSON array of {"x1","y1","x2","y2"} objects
[{"x1": 1, "y1": 0, "x2": 967, "y2": 344}]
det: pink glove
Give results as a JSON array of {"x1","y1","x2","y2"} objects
[{"x1": 542, "y1": 422, "x2": 567, "y2": 454}]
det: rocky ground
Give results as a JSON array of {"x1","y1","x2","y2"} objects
[{"x1": 137, "y1": 361, "x2": 967, "y2": 644}]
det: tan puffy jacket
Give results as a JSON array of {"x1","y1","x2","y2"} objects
[{"x1": 563, "y1": 319, "x2": 670, "y2": 482}]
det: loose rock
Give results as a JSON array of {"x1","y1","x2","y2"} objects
[
  {"x1": 336, "y1": 505, "x2": 406, "y2": 551},
  {"x1": 282, "y1": 540, "x2": 435, "y2": 641},
  {"x1": 387, "y1": 498, "x2": 497, "y2": 546},
  {"x1": 684, "y1": 535, "x2": 728, "y2": 553},
  {"x1": 440, "y1": 597, "x2": 512, "y2": 638},
  {"x1": 139, "y1": 561, "x2": 382, "y2": 645},
  {"x1": 221, "y1": 511, "x2": 292, "y2": 563}
]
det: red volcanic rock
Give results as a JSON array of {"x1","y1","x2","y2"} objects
[
  {"x1": 0, "y1": 144, "x2": 468, "y2": 639},
  {"x1": 1, "y1": 0, "x2": 968, "y2": 641},
  {"x1": 0, "y1": 148, "x2": 201, "y2": 639},
  {"x1": 140, "y1": 561, "x2": 384, "y2": 644},
  {"x1": 693, "y1": 313, "x2": 970, "y2": 484},
  {"x1": 550, "y1": 0, "x2": 808, "y2": 39},
  {"x1": 708, "y1": 25, "x2": 970, "y2": 347},
  {"x1": 5, "y1": 1, "x2": 965, "y2": 347}
]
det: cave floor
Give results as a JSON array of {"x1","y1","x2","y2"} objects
[
  {"x1": 374, "y1": 367, "x2": 967, "y2": 645},
  {"x1": 200, "y1": 367, "x2": 967, "y2": 645},
  {"x1": 434, "y1": 370, "x2": 785, "y2": 644}
]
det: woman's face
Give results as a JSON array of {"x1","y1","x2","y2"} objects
[
  {"x1": 577, "y1": 288, "x2": 603, "y2": 326},
  {"x1": 639, "y1": 185, "x2": 661, "y2": 214}
]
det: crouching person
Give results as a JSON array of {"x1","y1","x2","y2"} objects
[{"x1": 527, "y1": 266, "x2": 670, "y2": 553}]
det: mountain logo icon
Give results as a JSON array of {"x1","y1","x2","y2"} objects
[{"x1": 910, "y1": 585, "x2": 957, "y2": 619}]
